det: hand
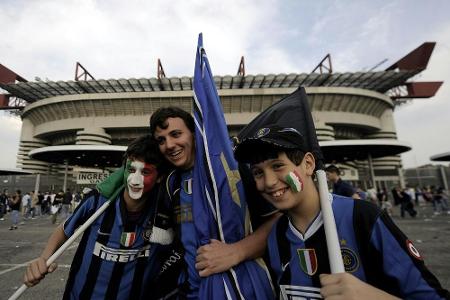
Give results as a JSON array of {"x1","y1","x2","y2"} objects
[
  {"x1": 320, "y1": 273, "x2": 400, "y2": 300},
  {"x1": 24, "y1": 257, "x2": 58, "y2": 287},
  {"x1": 195, "y1": 239, "x2": 243, "y2": 277}
]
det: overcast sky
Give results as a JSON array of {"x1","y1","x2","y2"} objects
[{"x1": 1, "y1": 0, "x2": 449, "y2": 169}]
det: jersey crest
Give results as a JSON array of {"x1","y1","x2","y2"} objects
[
  {"x1": 120, "y1": 232, "x2": 136, "y2": 247},
  {"x1": 341, "y1": 247, "x2": 359, "y2": 272},
  {"x1": 297, "y1": 248, "x2": 318, "y2": 276}
]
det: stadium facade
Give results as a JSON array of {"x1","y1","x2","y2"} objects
[{"x1": 0, "y1": 42, "x2": 443, "y2": 191}]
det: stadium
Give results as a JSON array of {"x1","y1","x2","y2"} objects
[{"x1": 0, "y1": 42, "x2": 443, "y2": 192}]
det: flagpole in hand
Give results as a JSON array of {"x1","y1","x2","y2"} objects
[
  {"x1": 316, "y1": 170, "x2": 345, "y2": 273},
  {"x1": 8, "y1": 186, "x2": 123, "y2": 300}
]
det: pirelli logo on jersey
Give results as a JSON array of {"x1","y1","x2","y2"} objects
[{"x1": 93, "y1": 242, "x2": 151, "y2": 263}]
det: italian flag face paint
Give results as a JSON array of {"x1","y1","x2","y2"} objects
[
  {"x1": 285, "y1": 170, "x2": 303, "y2": 193},
  {"x1": 124, "y1": 159, "x2": 157, "y2": 200}
]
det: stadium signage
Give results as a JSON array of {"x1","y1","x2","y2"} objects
[{"x1": 76, "y1": 172, "x2": 109, "y2": 184}]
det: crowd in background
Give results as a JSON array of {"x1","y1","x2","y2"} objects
[
  {"x1": 1, "y1": 180, "x2": 449, "y2": 230},
  {"x1": 0, "y1": 188, "x2": 85, "y2": 230}
]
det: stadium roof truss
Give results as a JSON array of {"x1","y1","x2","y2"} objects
[{"x1": 0, "y1": 42, "x2": 442, "y2": 105}]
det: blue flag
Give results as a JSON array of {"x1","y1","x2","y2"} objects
[{"x1": 192, "y1": 33, "x2": 274, "y2": 299}]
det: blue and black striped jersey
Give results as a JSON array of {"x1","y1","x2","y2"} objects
[
  {"x1": 267, "y1": 194, "x2": 450, "y2": 300},
  {"x1": 62, "y1": 189, "x2": 168, "y2": 300}
]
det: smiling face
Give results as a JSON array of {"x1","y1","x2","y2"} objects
[
  {"x1": 123, "y1": 158, "x2": 158, "y2": 200},
  {"x1": 153, "y1": 117, "x2": 195, "y2": 170},
  {"x1": 250, "y1": 152, "x2": 314, "y2": 211}
]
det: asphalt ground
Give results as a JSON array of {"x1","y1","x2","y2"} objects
[{"x1": 0, "y1": 202, "x2": 449, "y2": 300}]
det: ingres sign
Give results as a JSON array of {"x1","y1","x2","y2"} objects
[{"x1": 76, "y1": 172, "x2": 109, "y2": 184}]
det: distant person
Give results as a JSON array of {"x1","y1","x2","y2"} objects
[
  {"x1": 21, "y1": 192, "x2": 31, "y2": 219},
  {"x1": 0, "y1": 189, "x2": 8, "y2": 220},
  {"x1": 325, "y1": 164, "x2": 359, "y2": 199},
  {"x1": 51, "y1": 190, "x2": 64, "y2": 224},
  {"x1": 61, "y1": 188, "x2": 73, "y2": 220},
  {"x1": 9, "y1": 190, "x2": 21, "y2": 230},
  {"x1": 392, "y1": 187, "x2": 417, "y2": 218}
]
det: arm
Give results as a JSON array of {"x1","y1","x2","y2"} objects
[
  {"x1": 24, "y1": 224, "x2": 68, "y2": 286},
  {"x1": 195, "y1": 212, "x2": 281, "y2": 277},
  {"x1": 320, "y1": 273, "x2": 401, "y2": 300}
]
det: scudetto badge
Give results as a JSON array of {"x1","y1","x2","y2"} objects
[
  {"x1": 297, "y1": 248, "x2": 318, "y2": 276},
  {"x1": 341, "y1": 247, "x2": 359, "y2": 272}
]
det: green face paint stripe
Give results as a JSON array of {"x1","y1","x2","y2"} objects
[
  {"x1": 286, "y1": 171, "x2": 302, "y2": 192},
  {"x1": 123, "y1": 159, "x2": 131, "y2": 186}
]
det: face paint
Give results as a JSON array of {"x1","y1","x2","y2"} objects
[
  {"x1": 285, "y1": 170, "x2": 303, "y2": 193},
  {"x1": 124, "y1": 159, "x2": 158, "y2": 200}
]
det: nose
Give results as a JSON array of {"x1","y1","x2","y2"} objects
[
  {"x1": 165, "y1": 137, "x2": 176, "y2": 150},
  {"x1": 264, "y1": 170, "x2": 278, "y2": 189},
  {"x1": 129, "y1": 173, "x2": 142, "y2": 186}
]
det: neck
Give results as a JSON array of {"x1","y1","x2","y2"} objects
[
  {"x1": 123, "y1": 191, "x2": 147, "y2": 212},
  {"x1": 288, "y1": 180, "x2": 321, "y2": 234}
]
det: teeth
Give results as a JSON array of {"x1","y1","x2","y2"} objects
[
  {"x1": 169, "y1": 150, "x2": 182, "y2": 158},
  {"x1": 271, "y1": 189, "x2": 286, "y2": 198}
]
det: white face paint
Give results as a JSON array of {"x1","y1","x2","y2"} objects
[{"x1": 127, "y1": 160, "x2": 146, "y2": 200}]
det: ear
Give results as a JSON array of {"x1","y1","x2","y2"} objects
[{"x1": 303, "y1": 152, "x2": 316, "y2": 176}]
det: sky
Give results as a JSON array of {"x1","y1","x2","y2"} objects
[{"x1": 1, "y1": 0, "x2": 449, "y2": 169}]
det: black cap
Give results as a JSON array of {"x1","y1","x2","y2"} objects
[{"x1": 234, "y1": 124, "x2": 306, "y2": 162}]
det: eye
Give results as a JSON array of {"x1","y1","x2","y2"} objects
[
  {"x1": 128, "y1": 167, "x2": 136, "y2": 173},
  {"x1": 251, "y1": 168, "x2": 263, "y2": 179},
  {"x1": 156, "y1": 137, "x2": 165, "y2": 145},
  {"x1": 272, "y1": 162, "x2": 284, "y2": 170},
  {"x1": 171, "y1": 130, "x2": 181, "y2": 138},
  {"x1": 142, "y1": 169, "x2": 154, "y2": 176}
]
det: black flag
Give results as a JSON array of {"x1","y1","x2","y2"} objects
[{"x1": 237, "y1": 87, "x2": 324, "y2": 169}]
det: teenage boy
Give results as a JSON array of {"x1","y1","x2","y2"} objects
[
  {"x1": 234, "y1": 124, "x2": 450, "y2": 300},
  {"x1": 23, "y1": 136, "x2": 174, "y2": 299},
  {"x1": 150, "y1": 107, "x2": 279, "y2": 298}
]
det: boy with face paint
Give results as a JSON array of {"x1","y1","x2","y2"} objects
[
  {"x1": 234, "y1": 125, "x2": 450, "y2": 300},
  {"x1": 23, "y1": 136, "x2": 176, "y2": 300}
]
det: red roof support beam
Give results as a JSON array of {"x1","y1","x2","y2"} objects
[
  {"x1": 157, "y1": 59, "x2": 166, "y2": 79},
  {"x1": 391, "y1": 81, "x2": 443, "y2": 99},
  {"x1": 75, "y1": 62, "x2": 95, "y2": 81},
  {"x1": 0, "y1": 64, "x2": 27, "y2": 84},
  {"x1": 386, "y1": 42, "x2": 435, "y2": 71},
  {"x1": 237, "y1": 56, "x2": 245, "y2": 76},
  {"x1": 311, "y1": 54, "x2": 332, "y2": 74}
]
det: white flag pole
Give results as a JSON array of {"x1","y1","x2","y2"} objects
[
  {"x1": 316, "y1": 170, "x2": 345, "y2": 273},
  {"x1": 9, "y1": 198, "x2": 114, "y2": 300}
]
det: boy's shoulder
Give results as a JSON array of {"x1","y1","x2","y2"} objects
[{"x1": 332, "y1": 194, "x2": 381, "y2": 225}]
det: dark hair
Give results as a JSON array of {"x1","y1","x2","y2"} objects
[
  {"x1": 149, "y1": 107, "x2": 195, "y2": 136},
  {"x1": 247, "y1": 144, "x2": 305, "y2": 166},
  {"x1": 325, "y1": 164, "x2": 340, "y2": 175},
  {"x1": 124, "y1": 135, "x2": 167, "y2": 174}
]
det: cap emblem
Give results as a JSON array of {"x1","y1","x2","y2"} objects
[{"x1": 255, "y1": 127, "x2": 270, "y2": 138}]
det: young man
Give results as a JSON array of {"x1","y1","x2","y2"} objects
[
  {"x1": 9, "y1": 190, "x2": 21, "y2": 230},
  {"x1": 150, "y1": 107, "x2": 279, "y2": 298},
  {"x1": 234, "y1": 124, "x2": 450, "y2": 300},
  {"x1": 325, "y1": 164, "x2": 359, "y2": 199},
  {"x1": 23, "y1": 136, "x2": 174, "y2": 299}
]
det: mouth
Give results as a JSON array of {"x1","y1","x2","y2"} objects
[
  {"x1": 267, "y1": 187, "x2": 289, "y2": 199},
  {"x1": 129, "y1": 186, "x2": 143, "y2": 193},
  {"x1": 167, "y1": 149, "x2": 183, "y2": 161}
]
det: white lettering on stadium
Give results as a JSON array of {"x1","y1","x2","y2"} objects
[{"x1": 93, "y1": 242, "x2": 151, "y2": 262}]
